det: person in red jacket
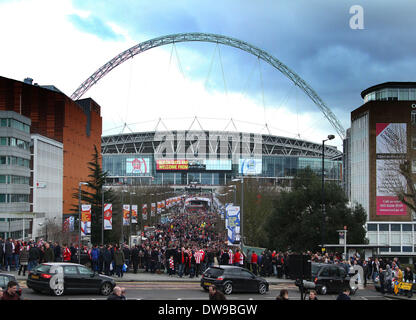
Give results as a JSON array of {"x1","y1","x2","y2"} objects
[
  {"x1": 234, "y1": 249, "x2": 241, "y2": 267},
  {"x1": 251, "y1": 251, "x2": 258, "y2": 275},
  {"x1": 63, "y1": 244, "x2": 71, "y2": 262}
]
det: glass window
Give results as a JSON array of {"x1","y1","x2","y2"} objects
[
  {"x1": 403, "y1": 246, "x2": 413, "y2": 253},
  {"x1": 379, "y1": 224, "x2": 389, "y2": 231},
  {"x1": 388, "y1": 89, "x2": 398, "y2": 100},
  {"x1": 78, "y1": 266, "x2": 93, "y2": 275},
  {"x1": 319, "y1": 267, "x2": 329, "y2": 277},
  {"x1": 0, "y1": 156, "x2": 6, "y2": 165},
  {"x1": 399, "y1": 89, "x2": 409, "y2": 100},
  {"x1": 240, "y1": 270, "x2": 254, "y2": 278},
  {"x1": 0, "y1": 137, "x2": 7, "y2": 146},
  {"x1": 34, "y1": 264, "x2": 51, "y2": 273},
  {"x1": 391, "y1": 246, "x2": 401, "y2": 252},
  {"x1": 63, "y1": 266, "x2": 78, "y2": 275},
  {"x1": 410, "y1": 89, "x2": 416, "y2": 100},
  {"x1": 329, "y1": 267, "x2": 340, "y2": 277},
  {"x1": 0, "y1": 175, "x2": 6, "y2": 184},
  {"x1": 367, "y1": 224, "x2": 377, "y2": 231},
  {"x1": 380, "y1": 247, "x2": 389, "y2": 252},
  {"x1": 391, "y1": 224, "x2": 401, "y2": 231},
  {"x1": 0, "y1": 194, "x2": 6, "y2": 203},
  {"x1": 402, "y1": 224, "x2": 412, "y2": 232},
  {"x1": 412, "y1": 111, "x2": 416, "y2": 125}
]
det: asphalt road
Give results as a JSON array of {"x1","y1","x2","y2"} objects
[{"x1": 18, "y1": 281, "x2": 390, "y2": 301}]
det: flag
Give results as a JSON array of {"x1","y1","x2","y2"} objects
[
  {"x1": 142, "y1": 204, "x2": 148, "y2": 221},
  {"x1": 81, "y1": 204, "x2": 91, "y2": 236},
  {"x1": 131, "y1": 205, "x2": 138, "y2": 223},
  {"x1": 123, "y1": 204, "x2": 130, "y2": 225},
  {"x1": 151, "y1": 203, "x2": 155, "y2": 217},
  {"x1": 104, "y1": 204, "x2": 112, "y2": 230}
]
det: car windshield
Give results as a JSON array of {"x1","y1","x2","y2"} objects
[
  {"x1": 311, "y1": 264, "x2": 321, "y2": 276},
  {"x1": 204, "y1": 268, "x2": 224, "y2": 278},
  {"x1": 33, "y1": 264, "x2": 51, "y2": 273}
]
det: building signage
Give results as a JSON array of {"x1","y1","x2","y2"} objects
[
  {"x1": 239, "y1": 158, "x2": 262, "y2": 175},
  {"x1": 376, "y1": 123, "x2": 407, "y2": 216},
  {"x1": 156, "y1": 159, "x2": 188, "y2": 171},
  {"x1": 126, "y1": 158, "x2": 150, "y2": 174}
]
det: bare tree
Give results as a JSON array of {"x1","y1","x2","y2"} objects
[{"x1": 376, "y1": 123, "x2": 416, "y2": 213}]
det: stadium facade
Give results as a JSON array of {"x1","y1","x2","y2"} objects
[{"x1": 102, "y1": 130, "x2": 343, "y2": 189}]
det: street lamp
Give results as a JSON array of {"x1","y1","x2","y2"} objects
[
  {"x1": 321, "y1": 134, "x2": 335, "y2": 255},
  {"x1": 232, "y1": 178, "x2": 244, "y2": 248},
  {"x1": 228, "y1": 185, "x2": 237, "y2": 205},
  {"x1": 78, "y1": 181, "x2": 88, "y2": 264}
]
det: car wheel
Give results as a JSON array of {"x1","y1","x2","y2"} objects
[
  {"x1": 223, "y1": 282, "x2": 233, "y2": 295},
  {"x1": 51, "y1": 286, "x2": 64, "y2": 296},
  {"x1": 319, "y1": 286, "x2": 327, "y2": 295},
  {"x1": 259, "y1": 283, "x2": 267, "y2": 295},
  {"x1": 100, "y1": 282, "x2": 113, "y2": 296}
]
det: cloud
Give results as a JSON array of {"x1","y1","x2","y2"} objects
[{"x1": 67, "y1": 13, "x2": 125, "y2": 41}]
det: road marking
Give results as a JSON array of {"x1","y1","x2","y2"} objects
[{"x1": 360, "y1": 296, "x2": 368, "y2": 300}]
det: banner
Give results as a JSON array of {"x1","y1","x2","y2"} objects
[
  {"x1": 126, "y1": 157, "x2": 150, "y2": 174},
  {"x1": 156, "y1": 159, "x2": 188, "y2": 171},
  {"x1": 151, "y1": 203, "x2": 156, "y2": 217},
  {"x1": 142, "y1": 204, "x2": 148, "y2": 221},
  {"x1": 123, "y1": 204, "x2": 130, "y2": 225},
  {"x1": 69, "y1": 216, "x2": 75, "y2": 232},
  {"x1": 157, "y1": 201, "x2": 162, "y2": 214},
  {"x1": 81, "y1": 204, "x2": 91, "y2": 236},
  {"x1": 131, "y1": 205, "x2": 138, "y2": 224},
  {"x1": 104, "y1": 203, "x2": 112, "y2": 230},
  {"x1": 225, "y1": 205, "x2": 240, "y2": 245},
  {"x1": 239, "y1": 158, "x2": 262, "y2": 175},
  {"x1": 376, "y1": 123, "x2": 407, "y2": 216}
]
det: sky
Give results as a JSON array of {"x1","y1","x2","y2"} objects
[{"x1": 0, "y1": 0, "x2": 415, "y2": 150}]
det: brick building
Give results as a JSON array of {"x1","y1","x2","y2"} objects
[{"x1": 0, "y1": 75, "x2": 102, "y2": 221}]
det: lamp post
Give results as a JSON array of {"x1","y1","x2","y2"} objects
[
  {"x1": 78, "y1": 181, "x2": 88, "y2": 264},
  {"x1": 228, "y1": 186, "x2": 237, "y2": 205},
  {"x1": 101, "y1": 185, "x2": 107, "y2": 246},
  {"x1": 321, "y1": 135, "x2": 335, "y2": 255}
]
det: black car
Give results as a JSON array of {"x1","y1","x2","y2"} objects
[
  {"x1": 0, "y1": 273, "x2": 22, "y2": 296},
  {"x1": 295, "y1": 263, "x2": 356, "y2": 295},
  {"x1": 201, "y1": 266, "x2": 269, "y2": 295},
  {"x1": 27, "y1": 263, "x2": 115, "y2": 296}
]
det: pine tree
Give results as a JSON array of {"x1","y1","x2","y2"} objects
[{"x1": 72, "y1": 145, "x2": 117, "y2": 244}]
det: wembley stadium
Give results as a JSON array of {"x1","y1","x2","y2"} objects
[{"x1": 101, "y1": 128, "x2": 343, "y2": 190}]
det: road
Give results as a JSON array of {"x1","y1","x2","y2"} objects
[{"x1": 18, "y1": 281, "x2": 390, "y2": 300}]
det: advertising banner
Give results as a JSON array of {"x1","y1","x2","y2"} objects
[
  {"x1": 239, "y1": 158, "x2": 262, "y2": 175},
  {"x1": 81, "y1": 204, "x2": 91, "y2": 236},
  {"x1": 151, "y1": 203, "x2": 156, "y2": 217},
  {"x1": 376, "y1": 123, "x2": 407, "y2": 216},
  {"x1": 157, "y1": 201, "x2": 162, "y2": 214},
  {"x1": 131, "y1": 204, "x2": 138, "y2": 224},
  {"x1": 123, "y1": 204, "x2": 130, "y2": 225},
  {"x1": 376, "y1": 159, "x2": 407, "y2": 215},
  {"x1": 104, "y1": 203, "x2": 112, "y2": 230},
  {"x1": 156, "y1": 159, "x2": 188, "y2": 171},
  {"x1": 126, "y1": 158, "x2": 150, "y2": 174},
  {"x1": 225, "y1": 205, "x2": 241, "y2": 245},
  {"x1": 69, "y1": 216, "x2": 75, "y2": 232},
  {"x1": 142, "y1": 204, "x2": 148, "y2": 221}
]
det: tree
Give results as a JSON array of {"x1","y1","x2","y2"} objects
[
  {"x1": 264, "y1": 168, "x2": 367, "y2": 252},
  {"x1": 375, "y1": 123, "x2": 416, "y2": 214},
  {"x1": 72, "y1": 145, "x2": 117, "y2": 244}
]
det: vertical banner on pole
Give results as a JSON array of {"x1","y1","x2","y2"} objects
[
  {"x1": 81, "y1": 204, "x2": 91, "y2": 236},
  {"x1": 157, "y1": 202, "x2": 162, "y2": 214},
  {"x1": 225, "y1": 205, "x2": 240, "y2": 245},
  {"x1": 151, "y1": 203, "x2": 156, "y2": 217},
  {"x1": 161, "y1": 200, "x2": 166, "y2": 212},
  {"x1": 69, "y1": 216, "x2": 75, "y2": 232},
  {"x1": 131, "y1": 205, "x2": 138, "y2": 224},
  {"x1": 142, "y1": 204, "x2": 148, "y2": 221},
  {"x1": 123, "y1": 205, "x2": 130, "y2": 225},
  {"x1": 104, "y1": 204, "x2": 112, "y2": 230}
]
